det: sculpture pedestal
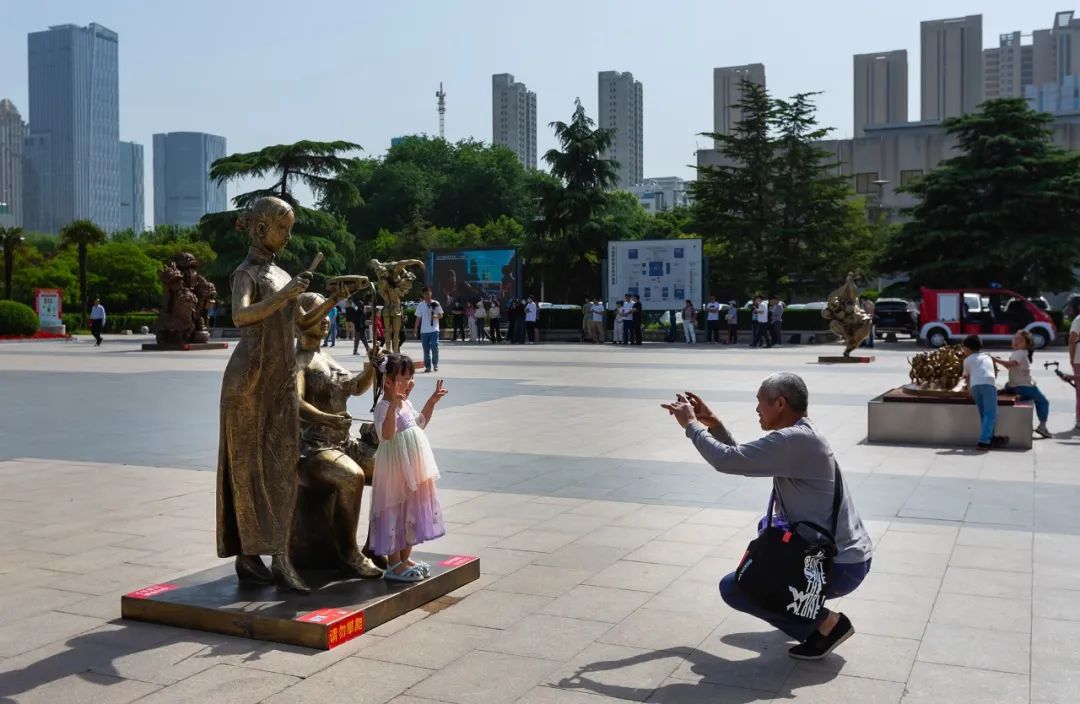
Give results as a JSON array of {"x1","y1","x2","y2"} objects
[
  {"x1": 142, "y1": 342, "x2": 229, "y2": 351},
  {"x1": 818, "y1": 355, "x2": 875, "y2": 364},
  {"x1": 121, "y1": 553, "x2": 479, "y2": 650},
  {"x1": 867, "y1": 388, "x2": 1032, "y2": 449}
]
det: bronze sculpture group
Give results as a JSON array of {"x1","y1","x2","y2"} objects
[
  {"x1": 821, "y1": 272, "x2": 873, "y2": 357},
  {"x1": 154, "y1": 252, "x2": 217, "y2": 345},
  {"x1": 217, "y1": 196, "x2": 401, "y2": 593}
]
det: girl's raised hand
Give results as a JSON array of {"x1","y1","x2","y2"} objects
[{"x1": 429, "y1": 379, "x2": 449, "y2": 404}]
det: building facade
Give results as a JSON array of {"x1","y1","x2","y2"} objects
[
  {"x1": 153, "y1": 132, "x2": 227, "y2": 227},
  {"x1": 0, "y1": 99, "x2": 26, "y2": 228},
  {"x1": 984, "y1": 31, "x2": 1034, "y2": 99},
  {"x1": 920, "y1": 15, "x2": 983, "y2": 120},
  {"x1": 491, "y1": 74, "x2": 537, "y2": 169},
  {"x1": 119, "y1": 141, "x2": 143, "y2": 233},
  {"x1": 598, "y1": 71, "x2": 644, "y2": 188},
  {"x1": 24, "y1": 23, "x2": 120, "y2": 234},
  {"x1": 853, "y1": 51, "x2": 908, "y2": 136},
  {"x1": 713, "y1": 63, "x2": 766, "y2": 143},
  {"x1": 627, "y1": 177, "x2": 692, "y2": 214}
]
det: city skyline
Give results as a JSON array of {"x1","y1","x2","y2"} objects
[{"x1": 0, "y1": 1, "x2": 1073, "y2": 216}]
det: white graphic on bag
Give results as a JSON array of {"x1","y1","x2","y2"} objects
[{"x1": 785, "y1": 552, "x2": 827, "y2": 619}]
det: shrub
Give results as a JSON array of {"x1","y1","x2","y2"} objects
[{"x1": 0, "y1": 300, "x2": 40, "y2": 336}]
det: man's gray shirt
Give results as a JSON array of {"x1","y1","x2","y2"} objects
[{"x1": 685, "y1": 417, "x2": 873, "y2": 564}]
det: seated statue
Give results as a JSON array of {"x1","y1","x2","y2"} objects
[{"x1": 291, "y1": 291, "x2": 383, "y2": 578}]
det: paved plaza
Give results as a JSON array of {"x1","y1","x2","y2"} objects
[{"x1": 1, "y1": 335, "x2": 1078, "y2": 703}]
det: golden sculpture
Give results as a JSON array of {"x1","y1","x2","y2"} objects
[
  {"x1": 908, "y1": 345, "x2": 966, "y2": 391},
  {"x1": 155, "y1": 252, "x2": 216, "y2": 345},
  {"x1": 371, "y1": 258, "x2": 424, "y2": 354},
  {"x1": 292, "y1": 290, "x2": 383, "y2": 578},
  {"x1": 821, "y1": 272, "x2": 873, "y2": 357},
  {"x1": 216, "y1": 196, "x2": 356, "y2": 594}
]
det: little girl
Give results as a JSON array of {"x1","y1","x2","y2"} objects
[
  {"x1": 993, "y1": 330, "x2": 1052, "y2": 438},
  {"x1": 370, "y1": 354, "x2": 447, "y2": 582}
]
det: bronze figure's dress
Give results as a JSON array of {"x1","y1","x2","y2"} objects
[{"x1": 217, "y1": 247, "x2": 300, "y2": 557}]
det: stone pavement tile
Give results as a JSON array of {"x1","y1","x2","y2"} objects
[
  {"x1": 0, "y1": 670, "x2": 160, "y2": 704},
  {"x1": 956, "y1": 526, "x2": 1033, "y2": 550},
  {"x1": 432, "y1": 590, "x2": 551, "y2": 630},
  {"x1": 386, "y1": 697, "x2": 450, "y2": 704},
  {"x1": 544, "y1": 643, "x2": 684, "y2": 701},
  {"x1": 657, "y1": 522, "x2": 739, "y2": 546},
  {"x1": 516, "y1": 686, "x2": 631, "y2": 703},
  {"x1": 23, "y1": 529, "x2": 148, "y2": 557},
  {"x1": 0, "y1": 610, "x2": 103, "y2": 657},
  {"x1": 877, "y1": 520, "x2": 959, "y2": 537},
  {"x1": 39, "y1": 561, "x2": 178, "y2": 597},
  {"x1": 667, "y1": 620, "x2": 796, "y2": 694},
  {"x1": 263, "y1": 657, "x2": 432, "y2": 704},
  {"x1": 851, "y1": 572, "x2": 941, "y2": 607},
  {"x1": 901, "y1": 661, "x2": 1029, "y2": 704},
  {"x1": 596, "y1": 608, "x2": 722, "y2": 653},
  {"x1": 644, "y1": 677, "x2": 772, "y2": 703},
  {"x1": 87, "y1": 637, "x2": 220, "y2": 686},
  {"x1": 454, "y1": 517, "x2": 535, "y2": 538},
  {"x1": 623, "y1": 540, "x2": 707, "y2": 567},
  {"x1": 610, "y1": 506, "x2": 701, "y2": 531},
  {"x1": 532, "y1": 543, "x2": 631, "y2": 572},
  {"x1": 55, "y1": 592, "x2": 123, "y2": 620},
  {"x1": 643, "y1": 577, "x2": 731, "y2": 618},
  {"x1": 135, "y1": 663, "x2": 297, "y2": 703},
  {"x1": 683, "y1": 507, "x2": 757, "y2": 528},
  {"x1": 678, "y1": 556, "x2": 733, "y2": 584},
  {"x1": 916, "y1": 622, "x2": 1030, "y2": 674},
  {"x1": 788, "y1": 633, "x2": 919, "y2": 683},
  {"x1": 0, "y1": 585, "x2": 94, "y2": 625},
  {"x1": 423, "y1": 532, "x2": 501, "y2": 558},
  {"x1": 1032, "y1": 616, "x2": 1080, "y2": 668},
  {"x1": 940, "y1": 566, "x2": 1032, "y2": 599},
  {"x1": 929, "y1": 591, "x2": 1031, "y2": 633},
  {"x1": 1032, "y1": 587, "x2": 1080, "y2": 622},
  {"x1": 45, "y1": 546, "x2": 157, "y2": 575},
  {"x1": 542, "y1": 585, "x2": 652, "y2": 624},
  {"x1": 948, "y1": 545, "x2": 1032, "y2": 573},
  {"x1": 575, "y1": 526, "x2": 664, "y2": 551},
  {"x1": 409, "y1": 650, "x2": 559, "y2": 704},
  {"x1": 533, "y1": 512, "x2": 613, "y2": 536},
  {"x1": 488, "y1": 565, "x2": 594, "y2": 598},
  {"x1": 494, "y1": 530, "x2": 579, "y2": 554},
  {"x1": 780, "y1": 670, "x2": 905, "y2": 703},
  {"x1": 875, "y1": 529, "x2": 956, "y2": 555},
  {"x1": 214, "y1": 634, "x2": 385, "y2": 679},
  {"x1": 870, "y1": 549, "x2": 951, "y2": 578},
  {"x1": 481, "y1": 614, "x2": 612, "y2": 662},
  {"x1": 361, "y1": 620, "x2": 497, "y2": 670},
  {"x1": 835, "y1": 597, "x2": 931, "y2": 640},
  {"x1": 585, "y1": 561, "x2": 687, "y2": 593},
  {"x1": 1033, "y1": 563, "x2": 1080, "y2": 591},
  {"x1": 472, "y1": 547, "x2": 541, "y2": 576},
  {"x1": 446, "y1": 572, "x2": 499, "y2": 599}
]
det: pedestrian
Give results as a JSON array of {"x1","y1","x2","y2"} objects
[
  {"x1": 992, "y1": 330, "x2": 1052, "y2": 438},
  {"x1": 705, "y1": 296, "x2": 721, "y2": 343},
  {"x1": 508, "y1": 299, "x2": 526, "y2": 344},
  {"x1": 769, "y1": 295, "x2": 785, "y2": 348},
  {"x1": 208, "y1": 301, "x2": 217, "y2": 330},
  {"x1": 631, "y1": 294, "x2": 643, "y2": 345},
  {"x1": 613, "y1": 300, "x2": 626, "y2": 344},
  {"x1": 750, "y1": 296, "x2": 768, "y2": 348},
  {"x1": 488, "y1": 300, "x2": 502, "y2": 343},
  {"x1": 961, "y1": 334, "x2": 1008, "y2": 450},
  {"x1": 413, "y1": 287, "x2": 442, "y2": 373},
  {"x1": 661, "y1": 374, "x2": 873, "y2": 660},
  {"x1": 370, "y1": 354, "x2": 447, "y2": 582},
  {"x1": 620, "y1": 294, "x2": 634, "y2": 345},
  {"x1": 349, "y1": 299, "x2": 368, "y2": 355},
  {"x1": 89, "y1": 297, "x2": 106, "y2": 346},
  {"x1": 451, "y1": 297, "x2": 466, "y2": 342},
  {"x1": 860, "y1": 297, "x2": 876, "y2": 348},
  {"x1": 1069, "y1": 301, "x2": 1080, "y2": 430},
  {"x1": 590, "y1": 299, "x2": 606, "y2": 343},
  {"x1": 323, "y1": 304, "x2": 339, "y2": 347},
  {"x1": 525, "y1": 296, "x2": 539, "y2": 344},
  {"x1": 726, "y1": 300, "x2": 739, "y2": 344},
  {"x1": 474, "y1": 300, "x2": 489, "y2": 343},
  {"x1": 682, "y1": 299, "x2": 697, "y2": 344},
  {"x1": 464, "y1": 300, "x2": 476, "y2": 343}
]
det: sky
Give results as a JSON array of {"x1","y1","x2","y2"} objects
[{"x1": 0, "y1": 0, "x2": 1072, "y2": 225}]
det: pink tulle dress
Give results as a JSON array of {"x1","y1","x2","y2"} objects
[{"x1": 368, "y1": 398, "x2": 445, "y2": 556}]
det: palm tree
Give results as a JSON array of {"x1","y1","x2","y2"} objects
[
  {"x1": 1, "y1": 227, "x2": 24, "y2": 300},
  {"x1": 59, "y1": 220, "x2": 107, "y2": 311},
  {"x1": 209, "y1": 140, "x2": 364, "y2": 209}
]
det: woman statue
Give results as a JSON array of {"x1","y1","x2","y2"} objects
[
  {"x1": 216, "y1": 196, "x2": 349, "y2": 593},
  {"x1": 294, "y1": 291, "x2": 383, "y2": 578}
]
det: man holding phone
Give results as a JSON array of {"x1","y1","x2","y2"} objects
[{"x1": 414, "y1": 286, "x2": 443, "y2": 373}]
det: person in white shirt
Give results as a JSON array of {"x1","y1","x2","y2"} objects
[
  {"x1": 488, "y1": 301, "x2": 502, "y2": 343},
  {"x1": 413, "y1": 287, "x2": 443, "y2": 372},
  {"x1": 620, "y1": 294, "x2": 635, "y2": 345},
  {"x1": 682, "y1": 299, "x2": 697, "y2": 344},
  {"x1": 89, "y1": 298, "x2": 106, "y2": 346},
  {"x1": 726, "y1": 300, "x2": 739, "y2": 344},
  {"x1": 750, "y1": 296, "x2": 768, "y2": 348},
  {"x1": 768, "y1": 295, "x2": 785, "y2": 348},
  {"x1": 589, "y1": 300, "x2": 606, "y2": 343},
  {"x1": 525, "y1": 297, "x2": 539, "y2": 344},
  {"x1": 992, "y1": 330, "x2": 1051, "y2": 438},
  {"x1": 612, "y1": 300, "x2": 625, "y2": 344},
  {"x1": 1070, "y1": 302, "x2": 1080, "y2": 429},
  {"x1": 705, "y1": 296, "x2": 721, "y2": 343},
  {"x1": 962, "y1": 335, "x2": 1007, "y2": 450}
]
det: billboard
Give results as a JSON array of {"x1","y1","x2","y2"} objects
[
  {"x1": 426, "y1": 248, "x2": 519, "y2": 306},
  {"x1": 607, "y1": 239, "x2": 703, "y2": 311}
]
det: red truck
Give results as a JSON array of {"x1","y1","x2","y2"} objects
[{"x1": 918, "y1": 287, "x2": 1057, "y2": 349}]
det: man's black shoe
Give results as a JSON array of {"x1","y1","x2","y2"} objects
[
  {"x1": 788, "y1": 613, "x2": 854, "y2": 660},
  {"x1": 991, "y1": 435, "x2": 1010, "y2": 448}
]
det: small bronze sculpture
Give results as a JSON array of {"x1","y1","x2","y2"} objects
[
  {"x1": 371, "y1": 258, "x2": 424, "y2": 354},
  {"x1": 292, "y1": 290, "x2": 383, "y2": 577},
  {"x1": 216, "y1": 196, "x2": 353, "y2": 593},
  {"x1": 822, "y1": 272, "x2": 873, "y2": 357},
  {"x1": 155, "y1": 252, "x2": 216, "y2": 345},
  {"x1": 908, "y1": 345, "x2": 965, "y2": 391}
]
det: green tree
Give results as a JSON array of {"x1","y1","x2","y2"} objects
[
  {"x1": 59, "y1": 220, "x2": 107, "y2": 311},
  {"x1": 1, "y1": 226, "x2": 24, "y2": 300},
  {"x1": 86, "y1": 242, "x2": 161, "y2": 312},
  {"x1": 880, "y1": 98, "x2": 1080, "y2": 291}
]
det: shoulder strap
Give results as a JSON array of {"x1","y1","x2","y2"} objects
[{"x1": 830, "y1": 463, "x2": 844, "y2": 538}]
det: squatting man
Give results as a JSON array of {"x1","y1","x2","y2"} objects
[{"x1": 661, "y1": 373, "x2": 874, "y2": 660}]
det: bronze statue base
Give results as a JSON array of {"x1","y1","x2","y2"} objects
[
  {"x1": 817, "y1": 355, "x2": 875, "y2": 364},
  {"x1": 121, "y1": 553, "x2": 479, "y2": 650},
  {"x1": 142, "y1": 342, "x2": 230, "y2": 351}
]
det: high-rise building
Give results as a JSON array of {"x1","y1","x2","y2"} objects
[
  {"x1": 153, "y1": 132, "x2": 227, "y2": 227},
  {"x1": 713, "y1": 63, "x2": 766, "y2": 143},
  {"x1": 982, "y1": 11, "x2": 1080, "y2": 113},
  {"x1": 119, "y1": 141, "x2": 144, "y2": 233},
  {"x1": 0, "y1": 99, "x2": 26, "y2": 228},
  {"x1": 983, "y1": 32, "x2": 1034, "y2": 99},
  {"x1": 24, "y1": 23, "x2": 120, "y2": 234},
  {"x1": 598, "y1": 70, "x2": 644, "y2": 189},
  {"x1": 491, "y1": 74, "x2": 537, "y2": 169},
  {"x1": 853, "y1": 51, "x2": 908, "y2": 136},
  {"x1": 921, "y1": 15, "x2": 983, "y2": 120}
]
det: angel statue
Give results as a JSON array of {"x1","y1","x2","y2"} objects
[{"x1": 370, "y1": 258, "x2": 424, "y2": 354}]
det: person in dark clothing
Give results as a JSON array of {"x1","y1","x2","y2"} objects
[
  {"x1": 631, "y1": 295, "x2": 643, "y2": 345},
  {"x1": 349, "y1": 300, "x2": 369, "y2": 355},
  {"x1": 450, "y1": 299, "x2": 466, "y2": 341}
]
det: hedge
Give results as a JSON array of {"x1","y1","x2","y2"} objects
[
  {"x1": 0, "y1": 300, "x2": 40, "y2": 336},
  {"x1": 64, "y1": 312, "x2": 158, "y2": 334}
]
